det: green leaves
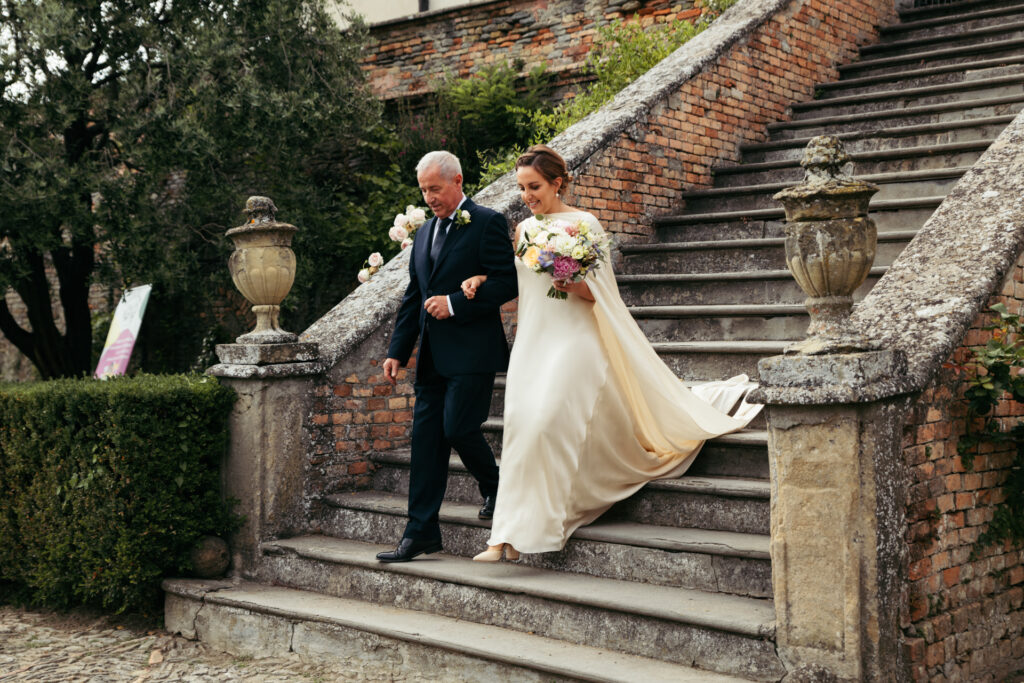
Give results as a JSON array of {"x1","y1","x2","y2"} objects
[
  {"x1": 0, "y1": 373, "x2": 238, "y2": 616},
  {"x1": 473, "y1": 5, "x2": 737, "y2": 188},
  {"x1": 1, "y1": 0, "x2": 395, "y2": 376},
  {"x1": 953, "y1": 305, "x2": 1024, "y2": 554}
]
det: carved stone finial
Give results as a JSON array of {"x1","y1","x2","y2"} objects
[
  {"x1": 800, "y1": 135, "x2": 852, "y2": 185},
  {"x1": 225, "y1": 196, "x2": 299, "y2": 345},
  {"x1": 245, "y1": 196, "x2": 278, "y2": 224},
  {"x1": 774, "y1": 137, "x2": 881, "y2": 355}
]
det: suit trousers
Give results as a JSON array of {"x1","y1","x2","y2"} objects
[{"x1": 404, "y1": 330, "x2": 500, "y2": 540}]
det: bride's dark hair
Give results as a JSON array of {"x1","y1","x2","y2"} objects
[{"x1": 515, "y1": 145, "x2": 572, "y2": 194}]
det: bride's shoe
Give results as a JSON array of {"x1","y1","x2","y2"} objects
[{"x1": 473, "y1": 543, "x2": 520, "y2": 562}]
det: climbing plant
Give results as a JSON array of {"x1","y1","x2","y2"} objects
[
  {"x1": 476, "y1": 0, "x2": 740, "y2": 188},
  {"x1": 946, "y1": 303, "x2": 1024, "y2": 552}
]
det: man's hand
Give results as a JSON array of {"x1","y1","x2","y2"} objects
[
  {"x1": 382, "y1": 358, "x2": 402, "y2": 385},
  {"x1": 424, "y1": 295, "x2": 451, "y2": 320}
]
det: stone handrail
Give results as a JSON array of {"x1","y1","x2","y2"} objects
[{"x1": 302, "y1": 0, "x2": 826, "y2": 366}]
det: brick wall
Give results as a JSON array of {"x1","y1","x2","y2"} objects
[
  {"x1": 362, "y1": 0, "x2": 707, "y2": 101},
  {"x1": 306, "y1": 0, "x2": 896, "y2": 502},
  {"x1": 901, "y1": 260, "x2": 1024, "y2": 682}
]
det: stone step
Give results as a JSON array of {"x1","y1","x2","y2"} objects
[
  {"x1": 377, "y1": 435, "x2": 771, "y2": 530},
  {"x1": 372, "y1": 444, "x2": 769, "y2": 502},
  {"x1": 319, "y1": 488, "x2": 772, "y2": 595},
  {"x1": 649, "y1": 340, "x2": 789, "y2": 381},
  {"x1": 713, "y1": 141, "x2": 988, "y2": 188},
  {"x1": 839, "y1": 35, "x2": 1024, "y2": 80},
  {"x1": 818, "y1": 55, "x2": 1024, "y2": 99},
  {"x1": 251, "y1": 536, "x2": 783, "y2": 680},
  {"x1": 860, "y1": 18, "x2": 1024, "y2": 58},
  {"x1": 898, "y1": 0, "x2": 1024, "y2": 23},
  {"x1": 481, "y1": 420, "x2": 769, "y2": 479},
  {"x1": 616, "y1": 268, "x2": 885, "y2": 306},
  {"x1": 654, "y1": 203, "x2": 933, "y2": 242},
  {"x1": 630, "y1": 304, "x2": 809, "y2": 342},
  {"x1": 744, "y1": 115, "x2": 1013, "y2": 161},
  {"x1": 768, "y1": 95, "x2": 1024, "y2": 139},
  {"x1": 163, "y1": 579, "x2": 751, "y2": 683},
  {"x1": 680, "y1": 167, "x2": 966, "y2": 213},
  {"x1": 878, "y1": 2, "x2": 1024, "y2": 43},
  {"x1": 789, "y1": 73, "x2": 1024, "y2": 120},
  {"x1": 619, "y1": 230, "x2": 917, "y2": 275}
]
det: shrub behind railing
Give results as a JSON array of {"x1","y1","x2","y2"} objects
[{"x1": 0, "y1": 374, "x2": 238, "y2": 616}]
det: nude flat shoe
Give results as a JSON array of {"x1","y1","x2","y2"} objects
[{"x1": 473, "y1": 544, "x2": 519, "y2": 562}]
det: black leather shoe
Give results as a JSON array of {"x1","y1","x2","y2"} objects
[
  {"x1": 478, "y1": 495, "x2": 496, "y2": 520},
  {"x1": 376, "y1": 537, "x2": 443, "y2": 563}
]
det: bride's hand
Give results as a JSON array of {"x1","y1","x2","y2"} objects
[
  {"x1": 461, "y1": 275, "x2": 488, "y2": 299},
  {"x1": 552, "y1": 279, "x2": 595, "y2": 301}
]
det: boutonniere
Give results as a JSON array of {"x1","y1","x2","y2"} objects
[{"x1": 455, "y1": 209, "x2": 471, "y2": 229}]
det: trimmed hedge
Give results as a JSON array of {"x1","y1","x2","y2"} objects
[{"x1": 0, "y1": 374, "x2": 238, "y2": 616}]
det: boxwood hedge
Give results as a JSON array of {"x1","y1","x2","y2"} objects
[{"x1": 0, "y1": 374, "x2": 238, "y2": 616}]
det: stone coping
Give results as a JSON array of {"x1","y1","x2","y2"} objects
[
  {"x1": 757, "y1": 110, "x2": 1024, "y2": 405},
  {"x1": 302, "y1": 0, "x2": 791, "y2": 369}
]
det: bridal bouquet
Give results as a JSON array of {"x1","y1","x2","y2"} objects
[
  {"x1": 358, "y1": 205, "x2": 429, "y2": 283},
  {"x1": 516, "y1": 216, "x2": 609, "y2": 300}
]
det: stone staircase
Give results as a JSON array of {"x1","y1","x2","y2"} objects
[{"x1": 165, "y1": 1, "x2": 1024, "y2": 680}]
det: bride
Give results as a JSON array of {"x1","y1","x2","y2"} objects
[{"x1": 462, "y1": 145, "x2": 761, "y2": 562}]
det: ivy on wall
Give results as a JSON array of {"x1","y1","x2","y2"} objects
[{"x1": 946, "y1": 303, "x2": 1024, "y2": 553}]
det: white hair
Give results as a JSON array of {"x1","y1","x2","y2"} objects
[{"x1": 416, "y1": 151, "x2": 462, "y2": 180}]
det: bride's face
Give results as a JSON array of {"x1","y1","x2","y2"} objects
[{"x1": 517, "y1": 166, "x2": 562, "y2": 215}]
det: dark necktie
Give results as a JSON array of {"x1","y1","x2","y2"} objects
[{"x1": 430, "y1": 217, "x2": 452, "y2": 264}]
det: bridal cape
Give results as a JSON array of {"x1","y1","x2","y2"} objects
[{"x1": 487, "y1": 211, "x2": 762, "y2": 554}]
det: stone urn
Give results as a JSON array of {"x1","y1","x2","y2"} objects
[
  {"x1": 226, "y1": 196, "x2": 298, "y2": 344},
  {"x1": 773, "y1": 136, "x2": 881, "y2": 355}
]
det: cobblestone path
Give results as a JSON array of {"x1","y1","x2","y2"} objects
[{"x1": 0, "y1": 606, "x2": 433, "y2": 682}]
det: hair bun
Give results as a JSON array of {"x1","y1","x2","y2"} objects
[{"x1": 516, "y1": 145, "x2": 571, "y2": 194}]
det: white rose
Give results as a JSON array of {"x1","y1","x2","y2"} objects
[
  {"x1": 400, "y1": 238, "x2": 413, "y2": 249},
  {"x1": 393, "y1": 213, "x2": 410, "y2": 228},
  {"x1": 409, "y1": 208, "x2": 426, "y2": 223},
  {"x1": 367, "y1": 252, "x2": 384, "y2": 268},
  {"x1": 554, "y1": 234, "x2": 575, "y2": 254},
  {"x1": 406, "y1": 205, "x2": 416, "y2": 215},
  {"x1": 532, "y1": 231, "x2": 550, "y2": 246},
  {"x1": 571, "y1": 245, "x2": 587, "y2": 260},
  {"x1": 357, "y1": 268, "x2": 371, "y2": 283},
  {"x1": 460, "y1": 210, "x2": 471, "y2": 223},
  {"x1": 389, "y1": 226, "x2": 409, "y2": 242}
]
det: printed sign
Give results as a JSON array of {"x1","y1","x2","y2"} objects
[{"x1": 94, "y1": 285, "x2": 152, "y2": 379}]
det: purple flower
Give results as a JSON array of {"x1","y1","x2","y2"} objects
[
  {"x1": 538, "y1": 250, "x2": 556, "y2": 268},
  {"x1": 552, "y1": 256, "x2": 581, "y2": 281}
]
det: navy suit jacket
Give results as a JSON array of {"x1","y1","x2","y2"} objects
[{"x1": 387, "y1": 198, "x2": 518, "y2": 376}]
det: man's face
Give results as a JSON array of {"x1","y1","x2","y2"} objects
[{"x1": 417, "y1": 164, "x2": 464, "y2": 220}]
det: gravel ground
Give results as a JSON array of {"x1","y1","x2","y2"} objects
[{"x1": 0, "y1": 605, "x2": 433, "y2": 682}]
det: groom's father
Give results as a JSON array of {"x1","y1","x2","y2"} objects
[{"x1": 378, "y1": 151, "x2": 517, "y2": 563}]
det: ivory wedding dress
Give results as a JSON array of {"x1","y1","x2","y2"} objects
[{"x1": 487, "y1": 211, "x2": 762, "y2": 554}]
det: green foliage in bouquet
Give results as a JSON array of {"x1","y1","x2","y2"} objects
[{"x1": 0, "y1": 374, "x2": 238, "y2": 616}]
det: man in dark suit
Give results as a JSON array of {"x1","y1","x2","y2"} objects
[{"x1": 378, "y1": 151, "x2": 517, "y2": 562}]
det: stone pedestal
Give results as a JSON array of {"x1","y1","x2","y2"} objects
[
  {"x1": 751, "y1": 350, "x2": 912, "y2": 682},
  {"x1": 208, "y1": 342, "x2": 322, "y2": 576}
]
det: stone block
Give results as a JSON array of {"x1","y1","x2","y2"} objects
[
  {"x1": 194, "y1": 603, "x2": 293, "y2": 659},
  {"x1": 215, "y1": 341, "x2": 319, "y2": 365}
]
